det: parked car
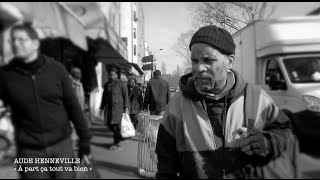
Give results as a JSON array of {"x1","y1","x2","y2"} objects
[
  {"x1": 170, "y1": 87, "x2": 179, "y2": 99},
  {"x1": 170, "y1": 87, "x2": 176, "y2": 92}
]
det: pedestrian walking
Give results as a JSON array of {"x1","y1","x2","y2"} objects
[
  {"x1": 155, "y1": 25, "x2": 295, "y2": 179},
  {"x1": 99, "y1": 67, "x2": 129, "y2": 150},
  {"x1": 0, "y1": 23, "x2": 92, "y2": 179},
  {"x1": 127, "y1": 77, "x2": 143, "y2": 130},
  {"x1": 144, "y1": 70, "x2": 170, "y2": 115},
  {"x1": 142, "y1": 84, "x2": 147, "y2": 100},
  {"x1": 70, "y1": 67, "x2": 86, "y2": 111},
  {"x1": 69, "y1": 67, "x2": 90, "y2": 151}
]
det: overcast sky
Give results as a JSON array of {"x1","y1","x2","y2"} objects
[{"x1": 142, "y1": 2, "x2": 320, "y2": 74}]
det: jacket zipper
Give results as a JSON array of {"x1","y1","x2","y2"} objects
[
  {"x1": 31, "y1": 74, "x2": 44, "y2": 146},
  {"x1": 15, "y1": 58, "x2": 47, "y2": 147},
  {"x1": 222, "y1": 92, "x2": 230, "y2": 179},
  {"x1": 201, "y1": 100, "x2": 217, "y2": 150},
  {"x1": 201, "y1": 92, "x2": 230, "y2": 179}
]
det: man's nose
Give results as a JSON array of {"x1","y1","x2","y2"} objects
[
  {"x1": 13, "y1": 40, "x2": 20, "y2": 48},
  {"x1": 195, "y1": 63, "x2": 207, "y2": 73}
]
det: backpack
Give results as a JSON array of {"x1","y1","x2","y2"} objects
[{"x1": 243, "y1": 83, "x2": 300, "y2": 179}]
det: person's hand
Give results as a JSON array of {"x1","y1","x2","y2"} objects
[
  {"x1": 124, "y1": 108, "x2": 129, "y2": 114},
  {"x1": 78, "y1": 142, "x2": 91, "y2": 159},
  {"x1": 228, "y1": 127, "x2": 249, "y2": 148},
  {"x1": 239, "y1": 128, "x2": 271, "y2": 157}
]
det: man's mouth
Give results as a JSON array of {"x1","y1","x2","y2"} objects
[{"x1": 195, "y1": 77, "x2": 212, "y2": 82}]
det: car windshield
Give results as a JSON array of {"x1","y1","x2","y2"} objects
[{"x1": 283, "y1": 57, "x2": 320, "y2": 83}]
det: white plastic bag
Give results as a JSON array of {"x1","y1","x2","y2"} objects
[{"x1": 120, "y1": 113, "x2": 135, "y2": 138}]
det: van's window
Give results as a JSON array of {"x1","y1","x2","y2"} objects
[
  {"x1": 283, "y1": 57, "x2": 320, "y2": 83},
  {"x1": 265, "y1": 60, "x2": 285, "y2": 85}
]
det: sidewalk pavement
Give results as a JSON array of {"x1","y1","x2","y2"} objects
[
  {"x1": 89, "y1": 117, "x2": 143, "y2": 179},
  {"x1": 0, "y1": 116, "x2": 144, "y2": 179}
]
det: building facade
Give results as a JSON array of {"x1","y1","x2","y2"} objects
[
  {"x1": 120, "y1": 2, "x2": 145, "y2": 84},
  {"x1": 0, "y1": 2, "x2": 146, "y2": 116}
]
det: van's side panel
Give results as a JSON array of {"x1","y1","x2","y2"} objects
[{"x1": 233, "y1": 23, "x2": 257, "y2": 84}]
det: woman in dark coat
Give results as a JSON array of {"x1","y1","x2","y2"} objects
[
  {"x1": 127, "y1": 77, "x2": 143, "y2": 129},
  {"x1": 99, "y1": 68, "x2": 129, "y2": 150}
]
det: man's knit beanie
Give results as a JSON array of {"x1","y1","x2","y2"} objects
[{"x1": 189, "y1": 25, "x2": 235, "y2": 55}]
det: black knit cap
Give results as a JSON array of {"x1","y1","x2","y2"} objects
[{"x1": 189, "y1": 25, "x2": 235, "y2": 55}]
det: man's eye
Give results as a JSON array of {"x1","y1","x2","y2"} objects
[
  {"x1": 205, "y1": 58, "x2": 215, "y2": 63},
  {"x1": 192, "y1": 59, "x2": 198, "y2": 63}
]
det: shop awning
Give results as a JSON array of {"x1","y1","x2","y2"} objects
[
  {"x1": 129, "y1": 63, "x2": 144, "y2": 75},
  {"x1": 6, "y1": 2, "x2": 88, "y2": 51},
  {"x1": 65, "y1": 2, "x2": 128, "y2": 63},
  {"x1": 87, "y1": 37, "x2": 129, "y2": 65},
  {"x1": 0, "y1": 2, "x2": 25, "y2": 32}
]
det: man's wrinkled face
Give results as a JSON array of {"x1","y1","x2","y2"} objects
[
  {"x1": 11, "y1": 30, "x2": 39, "y2": 60},
  {"x1": 191, "y1": 43, "x2": 233, "y2": 94}
]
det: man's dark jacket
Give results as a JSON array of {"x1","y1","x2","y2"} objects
[
  {"x1": 144, "y1": 76, "x2": 170, "y2": 112},
  {"x1": 100, "y1": 79, "x2": 129, "y2": 125},
  {"x1": 0, "y1": 55, "x2": 92, "y2": 150}
]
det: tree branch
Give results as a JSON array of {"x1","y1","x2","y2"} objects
[{"x1": 187, "y1": 2, "x2": 274, "y2": 35}]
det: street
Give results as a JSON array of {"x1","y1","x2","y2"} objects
[
  {"x1": 1, "y1": 117, "x2": 320, "y2": 179},
  {"x1": 89, "y1": 118, "x2": 142, "y2": 179}
]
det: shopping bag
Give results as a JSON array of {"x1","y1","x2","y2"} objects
[
  {"x1": 120, "y1": 113, "x2": 136, "y2": 138},
  {"x1": 75, "y1": 155, "x2": 101, "y2": 179}
]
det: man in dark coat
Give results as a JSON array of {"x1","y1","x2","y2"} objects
[
  {"x1": 144, "y1": 70, "x2": 170, "y2": 115},
  {"x1": 0, "y1": 23, "x2": 91, "y2": 179},
  {"x1": 99, "y1": 68, "x2": 129, "y2": 150},
  {"x1": 127, "y1": 77, "x2": 143, "y2": 129}
]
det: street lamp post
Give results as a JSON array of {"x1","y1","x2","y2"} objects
[{"x1": 151, "y1": 48, "x2": 163, "y2": 79}]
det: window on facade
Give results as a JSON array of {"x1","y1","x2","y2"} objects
[
  {"x1": 134, "y1": 28, "x2": 136, "y2": 39},
  {"x1": 121, "y1": 38, "x2": 128, "y2": 46},
  {"x1": 134, "y1": 45, "x2": 136, "y2": 56}
]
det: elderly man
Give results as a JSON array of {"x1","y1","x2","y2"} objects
[{"x1": 155, "y1": 25, "x2": 293, "y2": 179}]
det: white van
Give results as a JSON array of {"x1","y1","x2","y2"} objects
[{"x1": 232, "y1": 16, "x2": 320, "y2": 154}]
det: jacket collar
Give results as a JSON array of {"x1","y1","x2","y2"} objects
[{"x1": 11, "y1": 54, "x2": 49, "y2": 75}]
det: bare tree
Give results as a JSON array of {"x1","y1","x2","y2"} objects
[
  {"x1": 174, "y1": 2, "x2": 275, "y2": 70},
  {"x1": 175, "y1": 64, "x2": 182, "y2": 77},
  {"x1": 173, "y1": 30, "x2": 194, "y2": 71},
  {"x1": 188, "y1": 2, "x2": 276, "y2": 34}
]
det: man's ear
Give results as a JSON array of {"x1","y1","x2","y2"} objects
[{"x1": 227, "y1": 54, "x2": 235, "y2": 69}]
